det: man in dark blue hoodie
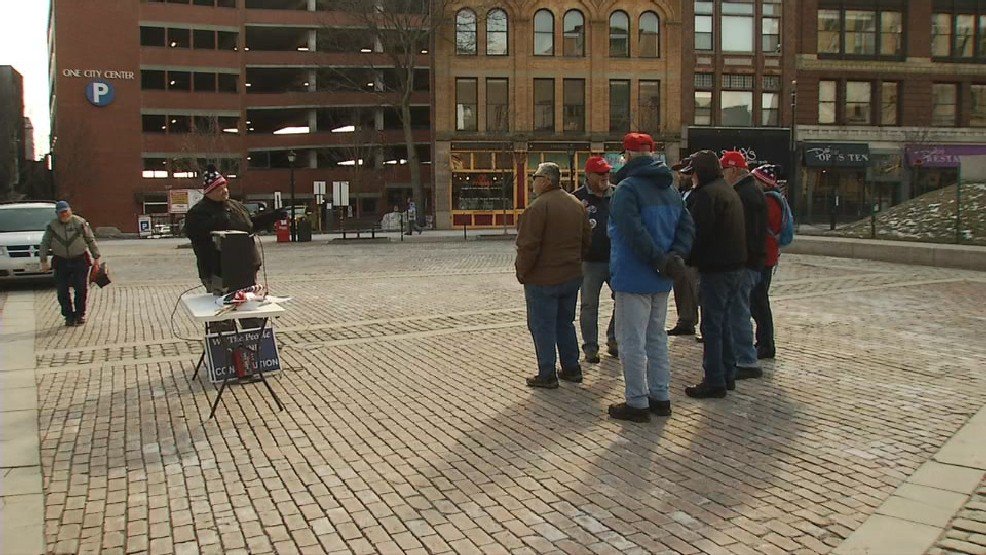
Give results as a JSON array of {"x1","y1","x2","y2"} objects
[
  {"x1": 607, "y1": 133, "x2": 695, "y2": 422},
  {"x1": 573, "y1": 156, "x2": 618, "y2": 364}
]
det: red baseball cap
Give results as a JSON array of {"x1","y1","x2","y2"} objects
[
  {"x1": 584, "y1": 156, "x2": 612, "y2": 174},
  {"x1": 720, "y1": 151, "x2": 748, "y2": 169},
  {"x1": 623, "y1": 132, "x2": 656, "y2": 153}
]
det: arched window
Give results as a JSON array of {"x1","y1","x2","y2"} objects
[
  {"x1": 487, "y1": 9, "x2": 508, "y2": 55},
  {"x1": 639, "y1": 11, "x2": 660, "y2": 57},
  {"x1": 609, "y1": 11, "x2": 629, "y2": 57},
  {"x1": 563, "y1": 10, "x2": 585, "y2": 56},
  {"x1": 456, "y1": 9, "x2": 477, "y2": 55},
  {"x1": 534, "y1": 10, "x2": 554, "y2": 56}
]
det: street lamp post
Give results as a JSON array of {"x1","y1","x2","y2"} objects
[{"x1": 287, "y1": 150, "x2": 297, "y2": 242}]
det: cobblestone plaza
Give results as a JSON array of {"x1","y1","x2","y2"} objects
[{"x1": 3, "y1": 238, "x2": 986, "y2": 554}]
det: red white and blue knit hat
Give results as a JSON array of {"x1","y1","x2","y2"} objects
[
  {"x1": 202, "y1": 164, "x2": 227, "y2": 194},
  {"x1": 751, "y1": 164, "x2": 781, "y2": 189}
]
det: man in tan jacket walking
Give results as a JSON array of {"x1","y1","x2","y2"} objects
[
  {"x1": 40, "y1": 201, "x2": 102, "y2": 326},
  {"x1": 516, "y1": 162, "x2": 592, "y2": 388}
]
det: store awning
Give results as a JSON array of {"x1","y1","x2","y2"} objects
[{"x1": 803, "y1": 143, "x2": 871, "y2": 168}]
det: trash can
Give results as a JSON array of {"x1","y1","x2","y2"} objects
[
  {"x1": 297, "y1": 218, "x2": 313, "y2": 242},
  {"x1": 275, "y1": 219, "x2": 290, "y2": 243}
]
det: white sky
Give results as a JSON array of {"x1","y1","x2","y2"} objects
[{"x1": 0, "y1": 0, "x2": 51, "y2": 160}]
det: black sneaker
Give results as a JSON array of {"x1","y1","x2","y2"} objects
[
  {"x1": 558, "y1": 368, "x2": 583, "y2": 383},
  {"x1": 757, "y1": 348, "x2": 776, "y2": 360},
  {"x1": 736, "y1": 366, "x2": 763, "y2": 380},
  {"x1": 648, "y1": 399, "x2": 672, "y2": 416},
  {"x1": 685, "y1": 382, "x2": 727, "y2": 399},
  {"x1": 607, "y1": 342, "x2": 619, "y2": 358},
  {"x1": 667, "y1": 326, "x2": 695, "y2": 336},
  {"x1": 526, "y1": 375, "x2": 559, "y2": 389},
  {"x1": 608, "y1": 402, "x2": 650, "y2": 422},
  {"x1": 75, "y1": 316, "x2": 87, "y2": 326},
  {"x1": 64, "y1": 317, "x2": 76, "y2": 327},
  {"x1": 585, "y1": 353, "x2": 601, "y2": 364}
]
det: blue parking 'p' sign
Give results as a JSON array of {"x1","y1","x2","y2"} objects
[{"x1": 86, "y1": 80, "x2": 115, "y2": 107}]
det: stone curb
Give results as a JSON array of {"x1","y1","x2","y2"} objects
[
  {"x1": 787, "y1": 236, "x2": 986, "y2": 272},
  {"x1": 0, "y1": 290, "x2": 45, "y2": 555},
  {"x1": 834, "y1": 406, "x2": 986, "y2": 555}
]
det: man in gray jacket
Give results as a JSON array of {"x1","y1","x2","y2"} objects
[{"x1": 40, "y1": 201, "x2": 101, "y2": 326}]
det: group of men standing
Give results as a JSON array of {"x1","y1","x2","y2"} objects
[{"x1": 515, "y1": 132, "x2": 788, "y2": 422}]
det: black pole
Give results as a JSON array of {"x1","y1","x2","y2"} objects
[
  {"x1": 956, "y1": 178, "x2": 962, "y2": 244},
  {"x1": 289, "y1": 159, "x2": 297, "y2": 242}
]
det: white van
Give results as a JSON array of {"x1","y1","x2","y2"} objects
[{"x1": 0, "y1": 202, "x2": 57, "y2": 281}]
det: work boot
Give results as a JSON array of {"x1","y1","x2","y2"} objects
[
  {"x1": 608, "y1": 402, "x2": 650, "y2": 423},
  {"x1": 648, "y1": 399, "x2": 672, "y2": 416},
  {"x1": 685, "y1": 382, "x2": 727, "y2": 399},
  {"x1": 607, "y1": 341, "x2": 619, "y2": 358},
  {"x1": 558, "y1": 366, "x2": 583, "y2": 383},
  {"x1": 525, "y1": 375, "x2": 559, "y2": 389},
  {"x1": 736, "y1": 366, "x2": 763, "y2": 380}
]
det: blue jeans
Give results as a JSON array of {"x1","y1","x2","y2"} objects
[
  {"x1": 579, "y1": 262, "x2": 616, "y2": 356},
  {"x1": 729, "y1": 269, "x2": 761, "y2": 368},
  {"x1": 699, "y1": 270, "x2": 744, "y2": 388},
  {"x1": 53, "y1": 256, "x2": 89, "y2": 320},
  {"x1": 525, "y1": 277, "x2": 583, "y2": 379},
  {"x1": 615, "y1": 291, "x2": 671, "y2": 408}
]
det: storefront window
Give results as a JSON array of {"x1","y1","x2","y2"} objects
[{"x1": 451, "y1": 152, "x2": 515, "y2": 211}]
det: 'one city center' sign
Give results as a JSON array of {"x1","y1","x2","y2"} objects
[{"x1": 62, "y1": 68, "x2": 136, "y2": 80}]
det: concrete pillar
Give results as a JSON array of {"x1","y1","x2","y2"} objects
[{"x1": 434, "y1": 141, "x2": 452, "y2": 229}]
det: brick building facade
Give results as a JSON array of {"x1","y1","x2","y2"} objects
[
  {"x1": 431, "y1": 0, "x2": 682, "y2": 229},
  {"x1": 794, "y1": 0, "x2": 986, "y2": 224},
  {"x1": 48, "y1": 0, "x2": 432, "y2": 233}
]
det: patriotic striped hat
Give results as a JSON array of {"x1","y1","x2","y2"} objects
[
  {"x1": 203, "y1": 164, "x2": 227, "y2": 194},
  {"x1": 751, "y1": 164, "x2": 781, "y2": 189}
]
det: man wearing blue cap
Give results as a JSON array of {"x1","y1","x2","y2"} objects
[{"x1": 40, "y1": 201, "x2": 102, "y2": 326}]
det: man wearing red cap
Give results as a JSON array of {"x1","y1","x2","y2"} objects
[
  {"x1": 184, "y1": 164, "x2": 285, "y2": 293},
  {"x1": 607, "y1": 132, "x2": 694, "y2": 422},
  {"x1": 720, "y1": 151, "x2": 767, "y2": 381},
  {"x1": 573, "y1": 156, "x2": 618, "y2": 363}
]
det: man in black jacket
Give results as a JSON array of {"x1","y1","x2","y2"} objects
[
  {"x1": 667, "y1": 159, "x2": 701, "y2": 337},
  {"x1": 681, "y1": 151, "x2": 747, "y2": 399},
  {"x1": 184, "y1": 165, "x2": 284, "y2": 293},
  {"x1": 720, "y1": 151, "x2": 768, "y2": 381},
  {"x1": 573, "y1": 156, "x2": 618, "y2": 363}
]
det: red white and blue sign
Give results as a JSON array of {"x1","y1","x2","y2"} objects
[{"x1": 86, "y1": 80, "x2": 115, "y2": 107}]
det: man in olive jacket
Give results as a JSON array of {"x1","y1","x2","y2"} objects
[
  {"x1": 40, "y1": 201, "x2": 101, "y2": 326},
  {"x1": 516, "y1": 162, "x2": 592, "y2": 389},
  {"x1": 184, "y1": 165, "x2": 283, "y2": 293}
]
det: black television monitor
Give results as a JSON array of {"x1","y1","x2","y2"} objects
[{"x1": 210, "y1": 231, "x2": 260, "y2": 293}]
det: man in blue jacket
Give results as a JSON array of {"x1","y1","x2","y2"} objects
[{"x1": 608, "y1": 133, "x2": 695, "y2": 422}]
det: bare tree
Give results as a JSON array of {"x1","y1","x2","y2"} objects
[
  {"x1": 316, "y1": 0, "x2": 461, "y2": 228},
  {"x1": 172, "y1": 116, "x2": 241, "y2": 185}
]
